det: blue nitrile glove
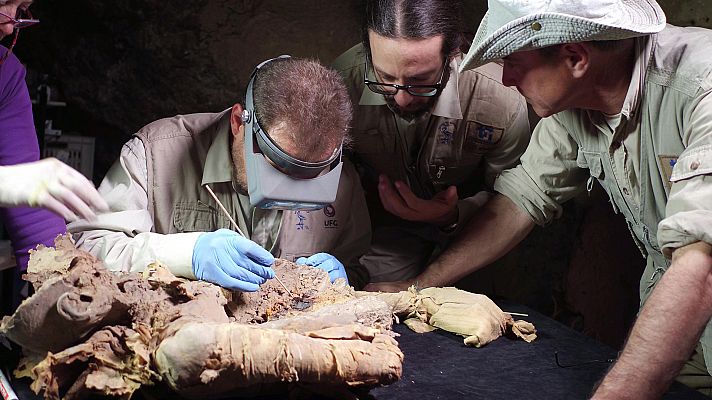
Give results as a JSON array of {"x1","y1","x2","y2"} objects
[
  {"x1": 192, "y1": 229, "x2": 275, "y2": 292},
  {"x1": 296, "y1": 253, "x2": 349, "y2": 284}
]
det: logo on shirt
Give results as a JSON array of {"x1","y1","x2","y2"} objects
[
  {"x1": 294, "y1": 210, "x2": 309, "y2": 231},
  {"x1": 323, "y1": 205, "x2": 338, "y2": 229},
  {"x1": 438, "y1": 121, "x2": 456, "y2": 145},
  {"x1": 464, "y1": 122, "x2": 504, "y2": 153},
  {"x1": 323, "y1": 205, "x2": 336, "y2": 218}
]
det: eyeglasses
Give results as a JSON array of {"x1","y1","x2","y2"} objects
[
  {"x1": 0, "y1": 8, "x2": 39, "y2": 65},
  {"x1": 364, "y1": 59, "x2": 447, "y2": 97}
]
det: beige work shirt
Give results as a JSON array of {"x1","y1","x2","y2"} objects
[
  {"x1": 332, "y1": 44, "x2": 531, "y2": 281},
  {"x1": 69, "y1": 111, "x2": 371, "y2": 280},
  {"x1": 494, "y1": 26, "x2": 712, "y2": 372}
]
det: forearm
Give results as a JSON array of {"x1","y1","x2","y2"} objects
[
  {"x1": 593, "y1": 241, "x2": 712, "y2": 399},
  {"x1": 416, "y1": 194, "x2": 535, "y2": 287},
  {"x1": 70, "y1": 224, "x2": 201, "y2": 278}
]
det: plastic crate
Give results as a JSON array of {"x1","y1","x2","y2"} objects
[{"x1": 43, "y1": 134, "x2": 95, "y2": 180}]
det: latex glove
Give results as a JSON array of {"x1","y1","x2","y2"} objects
[
  {"x1": 0, "y1": 158, "x2": 109, "y2": 221},
  {"x1": 192, "y1": 229, "x2": 275, "y2": 292},
  {"x1": 378, "y1": 174, "x2": 458, "y2": 226},
  {"x1": 296, "y1": 253, "x2": 348, "y2": 284}
]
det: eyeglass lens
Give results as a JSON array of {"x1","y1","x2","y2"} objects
[
  {"x1": 365, "y1": 61, "x2": 444, "y2": 97},
  {"x1": 367, "y1": 82, "x2": 439, "y2": 97}
]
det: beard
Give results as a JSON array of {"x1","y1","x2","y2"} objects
[
  {"x1": 384, "y1": 95, "x2": 437, "y2": 122},
  {"x1": 382, "y1": 63, "x2": 449, "y2": 122},
  {"x1": 230, "y1": 136, "x2": 249, "y2": 195}
]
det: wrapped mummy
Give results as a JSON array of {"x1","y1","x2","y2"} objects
[{"x1": 0, "y1": 236, "x2": 535, "y2": 400}]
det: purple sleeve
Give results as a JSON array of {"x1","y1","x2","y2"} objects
[{"x1": 0, "y1": 47, "x2": 66, "y2": 271}]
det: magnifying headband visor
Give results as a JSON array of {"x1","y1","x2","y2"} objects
[
  {"x1": 244, "y1": 57, "x2": 342, "y2": 180},
  {"x1": 242, "y1": 55, "x2": 344, "y2": 210}
]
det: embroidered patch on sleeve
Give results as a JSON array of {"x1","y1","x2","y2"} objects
[{"x1": 657, "y1": 155, "x2": 678, "y2": 191}]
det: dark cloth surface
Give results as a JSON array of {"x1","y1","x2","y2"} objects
[
  {"x1": 369, "y1": 301, "x2": 708, "y2": 400},
  {"x1": 1, "y1": 301, "x2": 706, "y2": 400}
]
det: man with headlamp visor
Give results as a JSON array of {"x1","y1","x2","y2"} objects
[
  {"x1": 69, "y1": 57, "x2": 371, "y2": 291},
  {"x1": 242, "y1": 56, "x2": 343, "y2": 211}
]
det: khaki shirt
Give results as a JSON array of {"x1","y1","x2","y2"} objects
[
  {"x1": 494, "y1": 26, "x2": 712, "y2": 372},
  {"x1": 69, "y1": 111, "x2": 371, "y2": 281},
  {"x1": 332, "y1": 44, "x2": 530, "y2": 281}
]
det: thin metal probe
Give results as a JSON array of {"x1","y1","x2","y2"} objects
[{"x1": 204, "y1": 184, "x2": 293, "y2": 297}]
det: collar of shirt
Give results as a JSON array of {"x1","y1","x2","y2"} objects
[
  {"x1": 591, "y1": 35, "x2": 653, "y2": 139},
  {"x1": 201, "y1": 110, "x2": 234, "y2": 186},
  {"x1": 618, "y1": 35, "x2": 654, "y2": 123},
  {"x1": 358, "y1": 55, "x2": 464, "y2": 120}
]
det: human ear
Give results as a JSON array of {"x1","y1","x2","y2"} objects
[
  {"x1": 560, "y1": 43, "x2": 590, "y2": 79},
  {"x1": 230, "y1": 104, "x2": 245, "y2": 138}
]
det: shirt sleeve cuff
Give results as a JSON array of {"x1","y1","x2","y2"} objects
[
  {"x1": 153, "y1": 232, "x2": 203, "y2": 279},
  {"x1": 494, "y1": 167, "x2": 564, "y2": 226},
  {"x1": 658, "y1": 210, "x2": 712, "y2": 259}
]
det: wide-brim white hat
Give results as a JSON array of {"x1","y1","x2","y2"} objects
[{"x1": 460, "y1": 0, "x2": 666, "y2": 72}]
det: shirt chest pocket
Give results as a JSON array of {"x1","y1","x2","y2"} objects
[
  {"x1": 172, "y1": 202, "x2": 231, "y2": 233},
  {"x1": 576, "y1": 149, "x2": 620, "y2": 214},
  {"x1": 576, "y1": 150, "x2": 604, "y2": 179},
  {"x1": 426, "y1": 161, "x2": 484, "y2": 188}
]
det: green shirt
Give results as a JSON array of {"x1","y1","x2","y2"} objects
[
  {"x1": 332, "y1": 44, "x2": 531, "y2": 281},
  {"x1": 494, "y1": 26, "x2": 712, "y2": 372}
]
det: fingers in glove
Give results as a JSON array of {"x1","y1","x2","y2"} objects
[
  {"x1": 228, "y1": 234, "x2": 274, "y2": 270},
  {"x1": 48, "y1": 181, "x2": 97, "y2": 221},
  {"x1": 220, "y1": 261, "x2": 269, "y2": 286},
  {"x1": 207, "y1": 267, "x2": 261, "y2": 292},
  {"x1": 61, "y1": 165, "x2": 109, "y2": 212},
  {"x1": 301, "y1": 253, "x2": 332, "y2": 265},
  {"x1": 41, "y1": 195, "x2": 78, "y2": 222}
]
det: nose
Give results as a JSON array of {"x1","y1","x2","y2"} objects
[
  {"x1": 393, "y1": 89, "x2": 414, "y2": 109},
  {"x1": 501, "y1": 64, "x2": 517, "y2": 87}
]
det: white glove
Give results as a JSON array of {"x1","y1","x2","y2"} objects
[{"x1": 0, "y1": 158, "x2": 109, "y2": 221}]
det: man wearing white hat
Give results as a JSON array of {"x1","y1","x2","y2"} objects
[{"x1": 371, "y1": 0, "x2": 712, "y2": 397}]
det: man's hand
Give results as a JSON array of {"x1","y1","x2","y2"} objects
[
  {"x1": 192, "y1": 229, "x2": 275, "y2": 292},
  {"x1": 296, "y1": 253, "x2": 349, "y2": 284},
  {"x1": 0, "y1": 158, "x2": 109, "y2": 221},
  {"x1": 378, "y1": 174, "x2": 458, "y2": 226},
  {"x1": 363, "y1": 279, "x2": 415, "y2": 293}
]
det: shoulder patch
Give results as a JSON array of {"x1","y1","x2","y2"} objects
[{"x1": 657, "y1": 155, "x2": 677, "y2": 191}]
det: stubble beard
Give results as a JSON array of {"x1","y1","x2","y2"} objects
[
  {"x1": 230, "y1": 139, "x2": 249, "y2": 195},
  {"x1": 384, "y1": 95, "x2": 437, "y2": 122}
]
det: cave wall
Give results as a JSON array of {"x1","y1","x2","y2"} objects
[
  {"x1": 17, "y1": 1, "x2": 487, "y2": 135},
  {"x1": 10, "y1": 0, "x2": 712, "y2": 349}
]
